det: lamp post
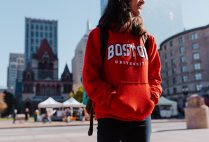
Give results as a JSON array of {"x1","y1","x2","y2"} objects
[
  {"x1": 182, "y1": 87, "x2": 189, "y2": 106},
  {"x1": 179, "y1": 87, "x2": 189, "y2": 118}
]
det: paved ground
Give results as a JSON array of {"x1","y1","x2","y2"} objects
[
  {"x1": 0, "y1": 119, "x2": 209, "y2": 142},
  {"x1": 0, "y1": 118, "x2": 90, "y2": 129},
  {"x1": 0, "y1": 118, "x2": 184, "y2": 129}
]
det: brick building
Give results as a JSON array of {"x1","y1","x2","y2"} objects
[
  {"x1": 159, "y1": 24, "x2": 209, "y2": 98},
  {"x1": 22, "y1": 39, "x2": 73, "y2": 112}
]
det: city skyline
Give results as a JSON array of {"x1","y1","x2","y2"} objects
[
  {"x1": 0, "y1": 0, "x2": 100, "y2": 87},
  {"x1": 1, "y1": 0, "x2": 209, "y2": 87}
]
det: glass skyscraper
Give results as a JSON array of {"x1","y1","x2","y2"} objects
[
  {"x1": 7, "y1": 53, "x2": 25, "y2": 92},
  {"x1": 25, "y1": 18, "x2": 58, "y2": 64}
]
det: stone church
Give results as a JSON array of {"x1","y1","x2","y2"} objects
[{"x1": 22, "y1": 39, "x2": 73, "y2": 112}]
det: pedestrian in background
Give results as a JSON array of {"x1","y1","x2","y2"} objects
[
  {"x1": 25, "y1": 108, "x2": 30, "y2": 121},
  {"x1": 82, "y1": 0, "x2": 162, "y2": 142},
  {"x1": 0, "y1": 93, "x2": 7, "y2": 112},
  {"x1": 12, "y1": 109, "x2": 17, "y2": 124},
  {"x1": 34, "y1": 109, "x2": 39, "y2": 122}
]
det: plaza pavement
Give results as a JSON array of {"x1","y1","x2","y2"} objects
[
  {"x1": 0, "y1": 118, "x2": 209, "y2": 142},
  {"x1": 0, "y1": 118, "x2": 184, "y2": 129},
  {"x1": 0, "y1": 118, "x2": 91, "y2": 129}
]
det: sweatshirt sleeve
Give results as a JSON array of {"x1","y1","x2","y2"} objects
[
  {"x1": 147, "y1": 35, "x2": 163, "y2": 104},
  {"x1": 82, "y1": 28, "x2": 116, "y2": 106}
]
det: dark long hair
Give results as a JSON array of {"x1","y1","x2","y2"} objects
[{"x1": 98, "y1": 0, "x2": 146, "y2": 36}]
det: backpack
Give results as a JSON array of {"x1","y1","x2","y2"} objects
[{"x1": 87, "y1": 26, "x2": 149, "y2": 136}]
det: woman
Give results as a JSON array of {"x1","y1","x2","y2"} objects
[{"x1": 82, "y1": 0, "x2": 162, "y2": 141}]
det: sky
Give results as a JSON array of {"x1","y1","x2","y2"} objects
[{"x1": 0, "y1": 0, "x2": 209, "y2": 87}]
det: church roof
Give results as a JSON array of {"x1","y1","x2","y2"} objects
[
  {"x1": 33, "y1": 39, "x2": 57, "y2": 61},
  {"x1": 63, "y1": 64, "x2": 70, "y2": 74},
  {"x1": 61, "y1": 64, "x2": 72, "y2": 81}
]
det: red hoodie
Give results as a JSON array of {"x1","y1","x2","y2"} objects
[{"x1": 83, "y1": 27, "x2": 162, "y2": 121}]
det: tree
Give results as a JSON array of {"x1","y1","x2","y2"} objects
[
  {"x1": 1, "y1": 91, "x2": 15, "y2": 117},
  {"x1": 0, "y1": 93, "x2": 7, "y2": 113},
  {"x1": 72, "y1": 86, "x2": 84, "y2": 102}
]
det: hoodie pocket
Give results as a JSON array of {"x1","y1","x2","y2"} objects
[{"x1": 110, "y1": 83, "x2": 155, "y2": 119}]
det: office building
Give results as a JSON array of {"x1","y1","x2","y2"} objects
[
  {"x1": 25, "y1": 18, "x2": 58, "y2": 64},
  {"x1": 7, "y1": 53, "x2": 25, "y2": 93},
  {"x1": 22, "y1": 39, "x2": 73, "y2": 112},
  {"x1": 72, "y1": 21, "x2": 91, "y2": 87},
  {"x1": 159, "y1": 24, "x2": 209, "y2": 97}
]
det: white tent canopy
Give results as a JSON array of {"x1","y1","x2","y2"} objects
[
  {"x1": 38, "y1": 97, "x2": 63, "y2": 108},
  {"x1": 157, "y1": 96, "x2": 178, "y2": 117},
  {"x1": 62, "y1": 97, "x2": 86, "y2": 108}
]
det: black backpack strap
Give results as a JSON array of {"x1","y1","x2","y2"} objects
[
  {"x1": 99, "y1": 26, "x2": 109, "y2": 63},
  {"x1": 142, "y1": 33, "x2": 149, "y2": 59},
  {"x1": 88, "y1": 100, "x2": 94, "y2": 136},
  {"x1": 88, "y1": 26, "x2": 109, "y2": 136}
]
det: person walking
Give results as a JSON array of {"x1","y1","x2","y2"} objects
[
  {"x1": 25, "y1": 108, "x2": 30, "y2": 122},
  {"x1": 82, "y1": 0, "x2": 162, "y2": 142},
  {"x1": 12, "y1": 109, "x2": 17, "y2": 124},
  {"x1": 34, "y1": 109, "x2": 39, "y2": 122}
]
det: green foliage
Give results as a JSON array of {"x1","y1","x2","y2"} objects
[
  {"x1": 72, "y1": 86, "x2": 84, "y2": 103},
  {"x1": 0, "y1": 93, "x2": 7, "y2": 112},
  {"x1": 1, "y1": 91, "x2": 15, "y2": 117}
]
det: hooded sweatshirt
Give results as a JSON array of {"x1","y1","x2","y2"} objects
[{"x1": 82, "y1": 27, "x2": 162, "y2": 121}]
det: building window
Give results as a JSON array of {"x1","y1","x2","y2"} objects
[
  {"x1": 36, "y1": 39, "x2": 39, "y2": 44},
  {"x1": 31, "y1": 46, "x2": 33, "y2": 52},
  {"x1": 195, "y1": 73, "x2": 202, "y2": 80},
  {"x1": 191, "y1": 33, "x2": 198, "y2": 40},
  {"x1": 40, "y1": 25, "x2": 43, "y2": 30},
  {"x1": 167, "y1": 88, "x2": 170, "y2": 95},
  {"x1": 45, "y1": 26, "x2": 48, "y2": 31},
  {"x1": 172, "y1": 77, "x2": 176, "y2": 84},
  {"x1": 170, "y1": 50, "x2": 174, "y2": 56},
  {"x1": 164, "y1": 45, "x2": 167, "y2": 50},
  {"x1": 165, "y1": 62, "x2": 168, "y2": 68},
  {"x1": 165, "y1": 70, "x2": 168, "y2": 76},
  {"x1": 192, "y1": 43, "x2": 199, "y2": 50},
  {"x1": 179, "y1": 47, "x2": 185, "y2": 54},
  {"x1": 182, "y1": 76, "x2": 188, "y2": 82},
  {"x1": 36, "y1": 32, "x2": 39, "y2": 37},
  {"x1": 31, "y1": 32, "x2": 34, "y2": 37},
  {"x1": 172, "y1": 68, "x2": 176, "y2": 74},
  {"x1": 26, "y1": 31, "x2": 29, "y2": 38},
  {"x1": 170, "y1": 40, "x2": 173, "y2": 47},
  {"x1": 171, "y1": 59, "x2": 175, "y2": 65},
  {"x1": 193, "y1": 53, "x2": 200, "y2": 60},
  {"x1": 45, "y1": 33, "x2": 48, "y2": 37},
  {"x1": 40, "y1": 32, "x2": 43, "y2": 38},
  {"x1": 49, "y1": 40, "x2": 52, "y2": 46},
  {"x1": 194, "y1": 63, "x2": 201, "y2": 70},
  {"x1": 173, "y1": 87, "x2": 177, "y2": 94},
  {"x1": 181, "y1": 66, "x2": 187, "y2": 73},
  {"x1": 196, "y1": 84, "x2": 202, "y2": 91},
  {"x1": 180, "y1": 56, "x2": 186, "y2": 63},
  {"x1": 166, "y1": 80, "x2": 169, "y2": 86},
  {"x1": 164, "y1": 54, "x2": 167, "y2": 60},
  {"x1": 178, "y1": 36, "x2": 184, "y2": 44},
  {"x1": 36, "y1": 25, "x2": 39, "y2": 30}
]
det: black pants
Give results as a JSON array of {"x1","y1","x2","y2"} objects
[{"x1": 97, "y1": 116, "x2": 151, "y2": 142}]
